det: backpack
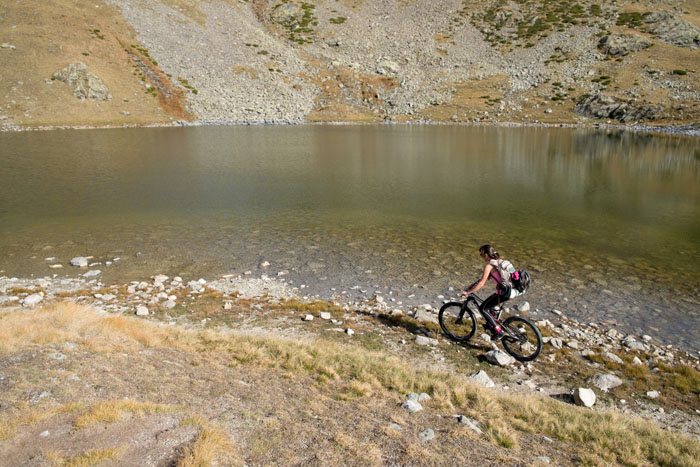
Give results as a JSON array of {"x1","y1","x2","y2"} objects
[
  {"x1": 511, "y1": 269, "x2": 531, "y2": 293},
  {"x1": 494, "y1": 259, "x2": 531, "y2": 293}
]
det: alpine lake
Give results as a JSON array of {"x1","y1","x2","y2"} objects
[{"x1": 1, "y1": 125, "x2": 699, "y2": 352}]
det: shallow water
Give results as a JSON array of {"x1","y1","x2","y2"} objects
[{"x1": 1, "y1": 125, "x2": 699, "y2": 350}]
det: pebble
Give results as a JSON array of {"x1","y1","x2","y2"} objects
[
  {"x1": 83, "y1": 270, "x2": 101, "y2": 277},
  {"x1": 302, "y1": 314, "x2": 314, "y2": 321},
  {"x1": 136, "y1": 306, "x2": 149, "y2": 316},
  {"x1": 70, "y1": 257, "x2": 88, "y2": 268},
  {"x1": 551, "y1": 309, "x2": 562, "y2": 316},
  {"x1": 646, "y1": 390, "x2": 660, "y2": 399},
  {"x1": 40, "y1": 430, "x2": 49, "y2": 437},
  {"x1": 320, "y1": 312, "x2": 331, "y2": 320}
]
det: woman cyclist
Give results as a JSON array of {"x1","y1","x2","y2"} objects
[{"x1": 462, "y1": 244, "x2": 521, "y2": 339}]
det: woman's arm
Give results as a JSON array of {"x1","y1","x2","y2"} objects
[{"x1": 462, "y1": 264, "x2": 493, "y2": 296}]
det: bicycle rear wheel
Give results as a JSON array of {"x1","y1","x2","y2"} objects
[
  {"x1": 439, "y1": 300, "x2": 477, "y2": 342},
  {"x1": 501, "y1": 316, "x2": 542, "y2": 361}
]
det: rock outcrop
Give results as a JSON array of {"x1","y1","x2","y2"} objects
[
  {"x1": 598, "y1": 34, "x2": 652, "y2": 56},
  {"x1": 575, "y1": 94, "x2": 659, "y2": 123},
  {"x1": 52, "y1": 62, "x2": 112, "y2": 101},
  {"x1": 644, "y1": 13, "x2": 700, "y2": 48}
]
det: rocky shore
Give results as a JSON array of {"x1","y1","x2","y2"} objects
[{"x1": 2, "y1": 266, "x2": 699, "y2": 440}]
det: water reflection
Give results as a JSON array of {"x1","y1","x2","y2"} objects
[{"x1": 0, "y1": 125, "x2": 698, "y2": 348}]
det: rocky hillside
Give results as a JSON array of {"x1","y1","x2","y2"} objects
[{"x1": 1, "y1": 0, "x2": 699, "y2": 129}]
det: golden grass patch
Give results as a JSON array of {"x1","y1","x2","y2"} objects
[
  {"x1": 73, "y1": 400, "x2": 174, "y2": 429},
  {"x1": 45, "y1": 448, "x2": 121, "y2": 467},
  {"x1": 178, "y1": 416, "x2": 236, "y2": 467}
]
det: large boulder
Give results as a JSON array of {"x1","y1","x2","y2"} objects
[
  {"x1": 575, "y1": 94, "x2": 659, "y2": 123},
  {"x1": 52, "y1": 62, "x2": 112, "y2": 101},
  {"x1": 598, "y1": 33, "x2": 652, "y2": 56},
  {"x1": 644, "y1": 12, "x2": 700, "y2": 48}
]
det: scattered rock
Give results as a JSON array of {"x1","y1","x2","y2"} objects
[
  {"x1": 22, "y1": 293, "x2": 43, "y2": 307},
  {"x1": 345, "y1": 328, "x2": 354, "y2": 336},
  {"x1": 646, "y1": 390, "x2": 660, "y2": 399},
  {"x1": 469, "y1": 370, "x2": 495, "y2": 388},
  {"x1": 401, "y1": 399, "x2": 422, "y2": 413},
  {"x1": 593, "y1": 373, "x2": 623, "y2": 392},
  {"x1": 551, "y1": 309, "x2": 562, "y2": 316},
  {"x1": 302, "y1": 314, "x2": 314, "y2": 321},
  {"x1": 388, "y1": 423, "x2": 402, "y2": 431},
  {"x1": 566, "y1": 340, "x2": 580, "y2": 350},
  {"x1": 136, "y1": 306, "x2": 149, "y2": 316},
  {"x1": 415, "y1": 335, "x2": 438, "y2": 346},
  {"x1": 418, "y1": 429, "x2": 434, "y2": 442},
  {"x1": 632, "y1": 356, "x2": 643, "y2": 365},
  {"x1": 163, "y1": 300, "x2": 176, "y2": 309},
  {"x1": 549, "y1": 337, "x2": 563, "y2": 350},
  {"x1": 517, "y1": 301, "x2": 530, "y2": 313},
  {"x1": 83, "y1": 270, "x2": 101, "y2": 278},
  {"x1": 70, "y1": 257, "x2": 89, "y2": 268},
  {"x1": 485, "y1": 350, "x2": 515, "y2": 367},
  {"x1": 320, "y1": 312, "x2": 331, "y2": 320},
  {"x1": 603, "y1": 352, "x2": 623, "y2": 364},
  {"x1": 51, "y1": 62, "x2": 112, "y2": 101},
  {"x1": 456, "y1": 415, "x2": 483, "y2": 435},
  {"x1": 573, "y1": 387, "x2": 596, "y2": 407},
  {"x1": 413, "y1": 308, "x2": 438, "y2": 324}
]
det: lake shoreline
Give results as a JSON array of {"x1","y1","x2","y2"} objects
[{"x1": 3, "y1": 118, "x2": 700, "y2": 137}]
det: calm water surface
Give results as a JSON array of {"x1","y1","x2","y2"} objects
[{"x1": 1, "y1": 125, "x2": 699, "y2": 350}]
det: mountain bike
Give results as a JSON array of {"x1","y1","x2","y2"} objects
[{"x1": 438, "y1": 289, "x2": 542, "y2": 361}]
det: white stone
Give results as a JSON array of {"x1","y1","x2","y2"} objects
[
  {"x1": 566, "y1": 340, "x2": 580, "y2": 350},
  {"x1": 49, "y1": 264, "x2": 63, "y2": 269},
  {"x1": 469, "y1": 370, "x2": 495, "y2": 388},
  {"x1": 517, "y1": 301, "x2": 530, "y2": 312},
  {"x1": 456, "y1": 415, "x2": 483, "y2": 434},
  {"x1": 593, "y1": 373, "x2": 623, "y2": 392},
  {"x1": 153, "y1": 274, "x2": 168, "y2": 284},
  {"x1": 485, "y1": 350, "x2": 515, "y2": 366},
  {"x1": 40, "y1": 430, "x2": 49, "y2": 437},
  {"x1": 223, "y1": 302, "x2": 232, "y2": 310},
  {"x1": 603, "y1": 352, "x2": 623, "y2": 364},
  {"x1": 573, "y1": 387, "x2": 596, "y2": 407},
  {"x1": 632, "y1": 356, "x2": 643, "y2": 365},
  {"x1": 401, "y1": 400, "x2": 422, "y2": 413},
  {"x1": 136, "y1": 306, "x2": 149, "y2": 316},
  {"x1": 413, "y1": 309, "x2": 439, "y2": 324},
  {"x1": 646, "y1": 390, "x2": 660, "y2": 399},
  {"x1": 70, "y1": 256, "x2": 88, "y2": 267},
  {"x1": 83, "y1": 270, "x2": 101, "y2": 277},
  {"x1": 22, "y1": 293, "x2": 43, "y2": 307},
  {"x1": 415, "y1": 335, "x2": 438, "y2": 346},
  {"x1": 642, "y1": 335, "x2": 652, "y2": 342},
  {"x1": 320, "y1": 312, "x2": 331, "y2": 320},
  {"x1": 162, "y1": 300, "x2": 176, "y2": 309},
  {"x1": 418, "y1": 429, "x2": 434, "y2": 442},
  {"x1": 345, "y1": 328, "x2": 354, "y2": 336},
  {"x1": 551, "y1": 309, "x2": 562, "y2": 316},
  {"x1": 302, "y1": 314, "x2": 314, "y2": 321},
  {"x1": 550, "y1": 337, "x2": 563, "y2": 349}
]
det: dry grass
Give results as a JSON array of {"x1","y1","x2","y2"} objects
[
  {"x1": 0, "y1": 402, "x2": 82, "y2": 441},
  {"x1": 178, "y1": 416, "x2": 236, "y2": 467},
  {"x1": 1, "y1": 303, "x2": 699, "y2": 466},
  {"x1": 45, "y1": 448, "x2": 121, "y2": 467},
  {"x1": 73, "y1": 400, "x2": 174, "y2": 429}
]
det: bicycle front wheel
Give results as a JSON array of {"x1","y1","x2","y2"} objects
[
  {"x1": 439, "y1": 300, "x2": 477, "y2": 342},
  {"x1": 501, "y1": 316, "x2": 542, "y2": 361}
]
